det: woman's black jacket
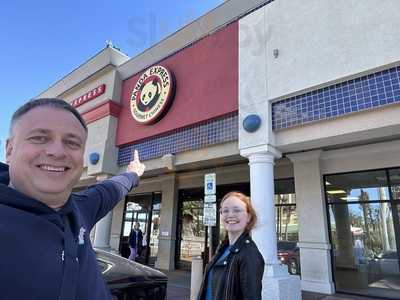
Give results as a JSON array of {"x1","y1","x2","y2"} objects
[{"x1": 197, "y1": 232, "x2": 265, "y2": 300}]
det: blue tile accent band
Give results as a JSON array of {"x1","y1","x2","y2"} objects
[
  {"x1": 118, "y1": 113, "x2": 238, "y2": 165},
  {"x1": 272, "y1": 66, "x2": 400, "y2": 130}
]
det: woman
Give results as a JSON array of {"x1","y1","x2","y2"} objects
[
  {"x1": 128, "y1": 222, "x2": 143, "y2": 261},
  {"x1": 198, "y1": 192, "x2": 265, "y2": 300}
]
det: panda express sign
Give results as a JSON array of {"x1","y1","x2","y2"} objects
[{"x1": 130, "y1": 65, "x2": 175, "y2": 124}]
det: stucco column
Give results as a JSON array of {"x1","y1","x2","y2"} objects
[
  {"x1": 93, "y1": 174, "x2": 114, "y2": 251},
  {"x1": 93, "y1": 211, "x2": 113, "y2": 251},
  {"x1": 248, "y1": 153, "x2": 280, "y2": 265},
  {"x1": 241, "y1": 147, "x2": 301, "y2": 300},
  {"x1": 155, "y1": 174, "x2": 178, "y2": 270},
  {"x1": 287, "y1": 150, "x2": 335, "y2": 294}
]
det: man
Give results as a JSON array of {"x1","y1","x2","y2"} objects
[
  {"x1": 0, "y1": 98, "x2": 145, "y2": 300},
  {"x1": 128, "y1": 222, "x2": 144, "y2": 261}
]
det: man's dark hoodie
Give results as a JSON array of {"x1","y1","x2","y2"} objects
[{"x1": 0, "y1": 162, "x2": 139, "y2": 300}]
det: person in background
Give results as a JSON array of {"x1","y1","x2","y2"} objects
[
  {"x1": 197, "y1": 191, "x2": 265, "y2": 300},
  {"x1": 0, "y1": 98, "x2": 145, "y2": 300},
  {"x1": 129, "y1": 222, "x2": 144, "y2": 261}
]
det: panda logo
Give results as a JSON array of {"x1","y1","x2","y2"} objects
[
  {"x1": 130, "y1": 65, "x2": 175, "y2": 124},
  {"x1": 137, "y1": 79, "x2": 162, "y2": 111}
]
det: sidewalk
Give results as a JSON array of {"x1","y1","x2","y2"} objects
[{"x1": 164, "y1": 270, "x2": 385, "y2": 300}]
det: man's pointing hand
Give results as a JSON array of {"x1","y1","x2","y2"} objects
[{"x1": 127, "y1": 150, "x2": 146, "y2": 177}]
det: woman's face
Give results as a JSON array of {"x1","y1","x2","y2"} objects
[{"x1": 220, "y1": 195, "x2": 250, "y2": 235}]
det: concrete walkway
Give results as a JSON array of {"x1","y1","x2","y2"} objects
[{"x1": 164, "y1": 270, "x2": 386, "y2": 300}]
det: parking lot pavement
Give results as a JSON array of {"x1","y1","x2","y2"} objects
[
  {"x1": 164, "y1": 270, "x2": 191, "y2": 300},
  {"x1": 303, "y1": 291, "x2": 384, "y2": 300}
]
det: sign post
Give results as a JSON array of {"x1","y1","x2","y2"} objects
[{"x1": 204, "y1": 173, "x2": 216, "y2": 261}]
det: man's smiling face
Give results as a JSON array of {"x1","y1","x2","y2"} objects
[{"x1": 6, "y1": 106, "x2": 87, "y2": 209}]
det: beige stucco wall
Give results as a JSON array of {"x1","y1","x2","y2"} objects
[
  {"x1": 85, "y1": 115, "x2": 119, "y2": 175},
  {"x1": 264, "y1": 0, "x2": 400, "y2": 100},
  {"x1": 238, "y1": 7, "x2": 274, "y2": 152}
]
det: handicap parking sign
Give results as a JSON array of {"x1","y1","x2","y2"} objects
[{"x1": 204, "y1": 173, "x2": 216, "y2": 195}]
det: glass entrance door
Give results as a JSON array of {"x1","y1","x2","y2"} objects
[
  {"x1": 325, "y1": 168, "x2": 400, "y2": 299},
  {"x1": 120, "y1": 198, "x2": 149, "y2": 261},
  {"x1": 120, "y1": 193, "x2": 161, "y2": 266}
]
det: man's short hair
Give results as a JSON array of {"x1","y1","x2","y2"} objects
[{"x1": 9, "y1": 98, "x2": 87, "y2": 136}]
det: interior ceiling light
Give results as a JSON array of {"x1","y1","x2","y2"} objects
[
  {"x1": 340, "y1": 197, "x2": 359, "y2": 200},
  {"x1": 327, "y1": 190, "x2": 346, "y2": 194}
]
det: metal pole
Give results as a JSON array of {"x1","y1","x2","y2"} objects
[{"x1": 208, "y1": 225, "x2": 213, "y2": 260}]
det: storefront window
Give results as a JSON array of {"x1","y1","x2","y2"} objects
[
  {"x1": 178, "y1": 200, "x2": 205, "y2": 269},
  {"x1": 149, "y1": 202, "x2": 161, "y2": 259},
  {"x1": 389, "y1": 168, "x2": 400, "y2": 200},
  {"x1": 326, "y1": 170, "x2": 389, "y2": 203},
  {"x1": 275, "y1": 179, "x2": 298, "y2": 242},
  {"x1": 275, "y1": 178, "x2": 299, "y2": 275},
  {"x1": 326, "y1": 169, "x2": 400, "y2": 299},
  {"x1": 148, "y1": 194, "x2": 161, "y2": 265}
]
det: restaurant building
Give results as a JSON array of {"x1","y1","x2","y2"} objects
[{"x1": 36, "y1": 0, "x2": 400, "y2": 298}]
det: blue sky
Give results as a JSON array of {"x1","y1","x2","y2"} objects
[{"x1": 0, "y1": 0, "x2": 224, "y2": 162}]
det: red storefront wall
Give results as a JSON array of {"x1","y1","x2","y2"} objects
[{"x1": 116, "y1": 21, "x2": 238, "y2": 146}]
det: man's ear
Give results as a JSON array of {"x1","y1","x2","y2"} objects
[{"x1": 5, "y1": 138, "x2": 13, "y2": 163}]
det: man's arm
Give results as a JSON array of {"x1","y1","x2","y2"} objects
[{"x1": 74, "y1": 150, "x2": 146, "y2": 229}]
